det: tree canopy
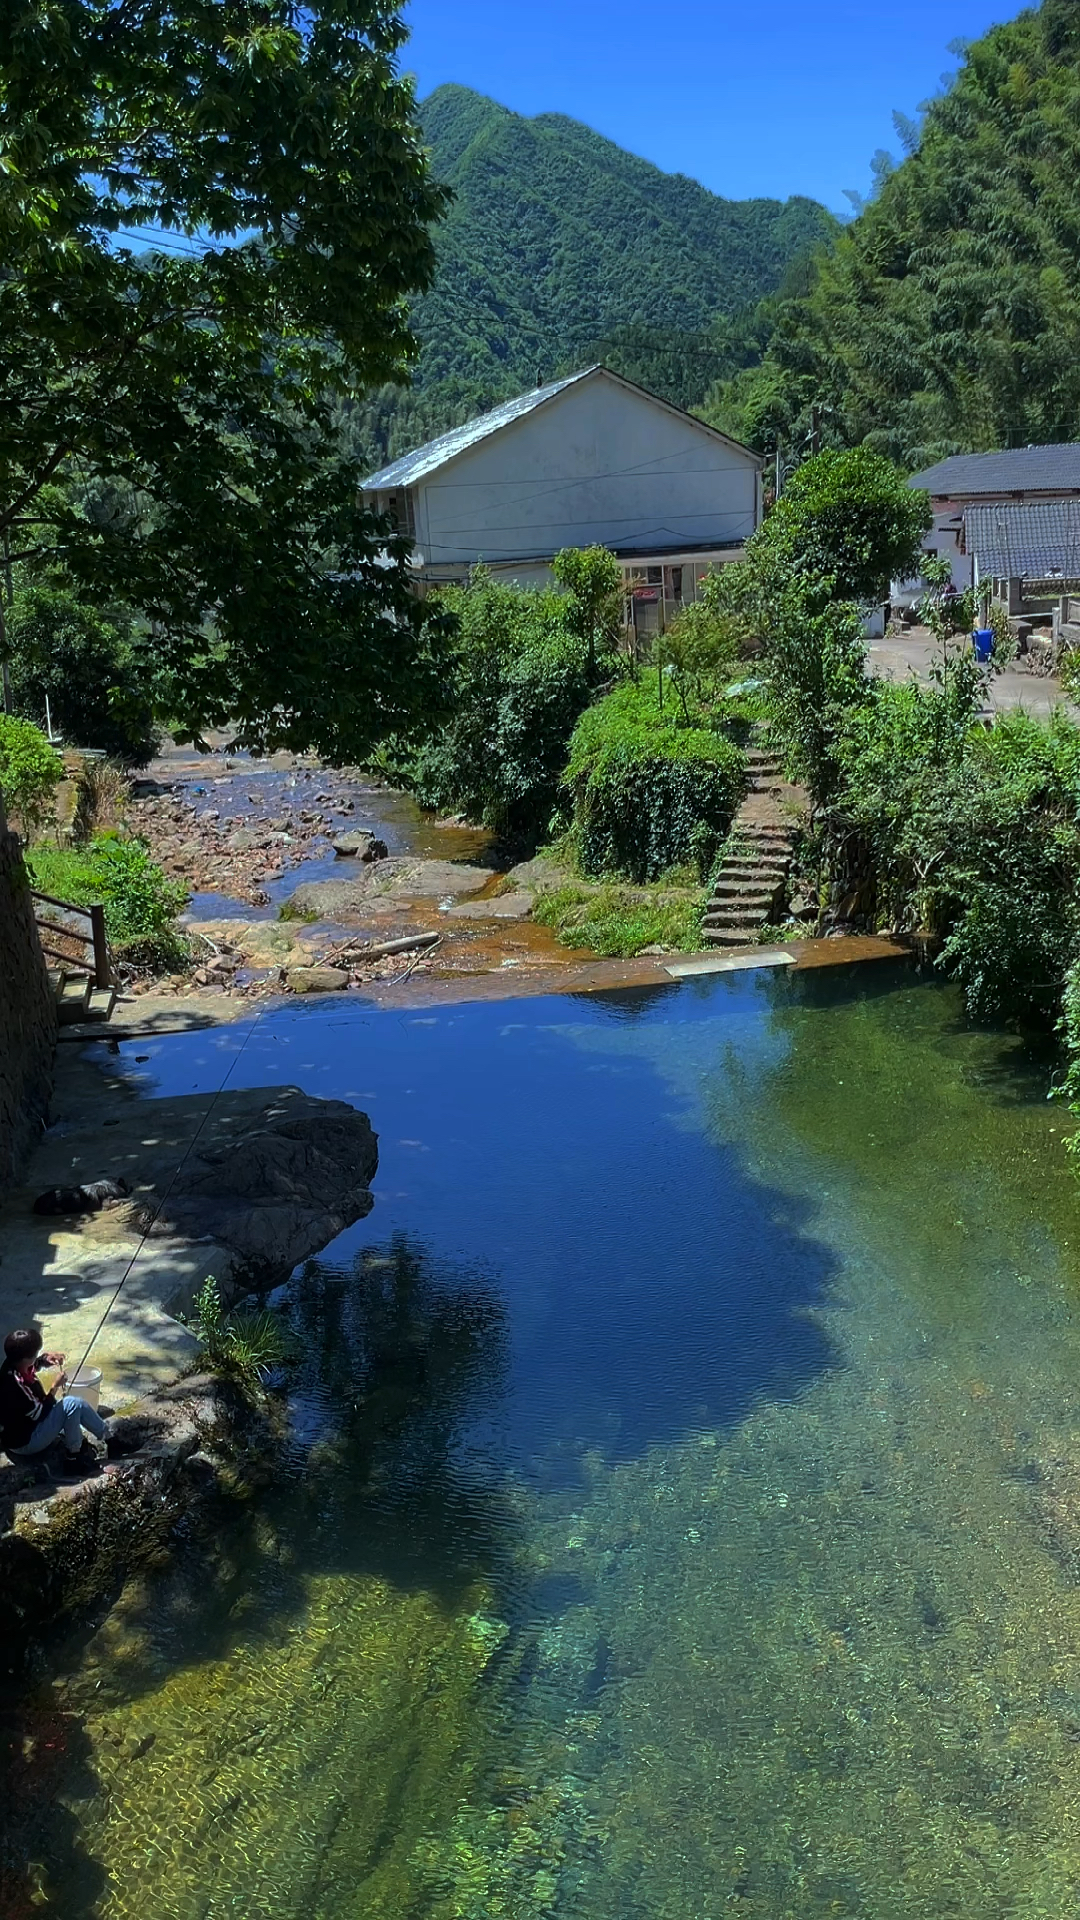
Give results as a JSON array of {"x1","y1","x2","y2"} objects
[
  {"x1": 704, "y1": 0, "x2": 1080, "y2": 465},
  {"x1": 746, "y1": 449, "x2": 931, "y2": 605},
  {"x1": 0, "y1": 0, "x2": 452, "y2": 760}
]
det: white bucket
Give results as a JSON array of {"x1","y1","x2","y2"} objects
[{"x1": 70, "y1": 1367, "x2": 102, "y2": 1411}]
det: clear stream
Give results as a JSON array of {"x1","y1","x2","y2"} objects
[{"x1": 14, "y1": 959, "x2": 1080, "y2": 1919}]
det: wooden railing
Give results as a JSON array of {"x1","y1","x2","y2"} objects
[{"x1": 30, "y1": 890, "x2": 112, "y2": 987}]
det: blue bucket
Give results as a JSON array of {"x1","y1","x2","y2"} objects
[{"x1": 973, "y1": 628, "x2": 994, "y2": 662}]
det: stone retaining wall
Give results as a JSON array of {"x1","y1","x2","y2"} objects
[{"x1": 0, "y1": 790, "x2": 56, "y2": 1196}]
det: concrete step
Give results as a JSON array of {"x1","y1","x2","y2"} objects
[
  {"x1": 702, "y1": 929, "x2": 769, "y2": 948},
  {"x1": 47, "y1": 967, "x2": 66, "y2": 1000},
  {"x1": 84, "y1": 985, "x2": 118, "y2": 1022},
  {"x1": 722, "y1": 844, "x2": 791, "y2": 859},
  {"x1": 704, "y1": 905, "x2": 769, "y2": 926},
  {"x1": 717, "y1": 861, "x2": 789, "y2": 880},
  {"x1": 704, "y1": 915, "x2": 771, "y2": 934},
  {"x1": 56, "y1": 974, "x2": 93, "y2": 1025}
]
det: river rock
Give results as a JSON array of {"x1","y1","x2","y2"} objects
[
  {"x1": 285, "y1": 965, "x2": 349, "y2": 993},
  {"x1": 445, "y1": 890, "x2": 534, "y2": 921},
  {"x1": 332, "y1": 830, "x2": 388, "y2": 861},
  {"x1": 136, "y1": 1088, "x2": 378, "y2": 1278}
]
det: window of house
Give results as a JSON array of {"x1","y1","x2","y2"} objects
[{"x1": 646, "y1": 566, "x2": 663, "y2": 586}]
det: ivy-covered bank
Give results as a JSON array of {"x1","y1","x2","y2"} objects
[{"x1": 385, "y1": 548, "x2": 753, "y2": 951}]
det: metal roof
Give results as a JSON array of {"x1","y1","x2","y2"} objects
[
  {"x1": 964, "y1": 501, "x2": 1080, "y2": 580},
  {"x1": 360, "y1": 365, "x2": 759, "y2": 493},
  {"x1": 910, "y1": 443, "x2": 1080, "y2": 498},
  {"x1": 361, "y1": 370, "x2": 598, "y2": 491}
]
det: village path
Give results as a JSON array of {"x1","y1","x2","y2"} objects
[{"x1": 867, "y1": 626, "x2": 1078, "y2": 719}]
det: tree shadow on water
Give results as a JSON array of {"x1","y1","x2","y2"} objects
[{"x1": 39, "y1": 1238, "x2": 518, "y2": 1716}]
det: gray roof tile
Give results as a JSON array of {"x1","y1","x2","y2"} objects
[
  {"x1": 911, "y1": 444, "x2": 1080, "y2": 497},
  {"x1": 964, "y1": 501, "x2": 1080, "y2": 579}
]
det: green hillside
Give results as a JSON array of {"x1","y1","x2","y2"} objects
[
  {"x1": 703, "y1": 0, "x2": 1080, "y2": 466},
  {"x1": 344, "y1": 87, "x2": 837, "y2": 473}
]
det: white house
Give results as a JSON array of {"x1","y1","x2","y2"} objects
[{"x1": 361, "y1": 366, "x2": 763, "y2": 635}]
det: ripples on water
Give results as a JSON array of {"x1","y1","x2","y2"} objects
[{"x1": 11, "y1": 961, "x2": 1080, "y2": 1918}]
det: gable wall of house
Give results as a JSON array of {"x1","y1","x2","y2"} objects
[{"x1": 411, "y1": 374, "x2": 759, "y2": 568}]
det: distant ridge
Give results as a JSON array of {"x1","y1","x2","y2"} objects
[{"x1": 339, "y1": 87, "x2": 837, "y2": 475}]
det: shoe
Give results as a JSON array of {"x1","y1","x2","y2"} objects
[{"x1": 59, "y1": 1444, "x2": 103, "y2": 1480}]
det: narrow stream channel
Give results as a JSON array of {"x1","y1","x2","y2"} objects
[{"x1": 13, "y1": 959, "x2": 1080, "y2": 1918}]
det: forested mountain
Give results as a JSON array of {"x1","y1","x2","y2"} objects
[
  {"x1": 343, "y1": 87, "x2": 837, "y2": 473},
  {"x1": 703, "y1": 0, "x2": 1080, "y2": 467}
]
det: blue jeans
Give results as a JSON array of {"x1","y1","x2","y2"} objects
[{"x1": 9, "y1": 1395, "x2": 107, "y2": 1457}]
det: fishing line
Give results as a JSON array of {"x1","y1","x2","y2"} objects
[{"x1": 69, "y1": 999, "x2": 273, "y2": 1383}]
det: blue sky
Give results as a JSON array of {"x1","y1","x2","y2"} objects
[{"x1": 402, "y1": 0, "x2": 1013, "y2": 214}]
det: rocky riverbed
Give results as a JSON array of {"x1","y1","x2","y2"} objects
[{"x1": 122, "y1": 742, "x2": 587, "y2": 1001}]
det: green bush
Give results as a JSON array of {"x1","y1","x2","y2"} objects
[
  {"x1": 0, "y1": 713, "x2": 64, "y2": 837},
  {"x1": 6, "y1": 581, "x2": 158, "y2": 765},
  {"x1": 28, "y1": 832, "x2": 189, "y2": 967},
  {"x1": 397, "y1": 565, "x2": 605, "y2": 840},
  {"x1": 837, "y1": 686, "x2": 1080, "y2": 1017},
  {"x1": 565, "y1": 677, "x2": 746, "y2": 882},
  {"x1": 533, "y1": 883, "x2": 703, "y2": 957},
  {"x1": 182, "y1": 1276, "x2": 292, "y2": 1387}
]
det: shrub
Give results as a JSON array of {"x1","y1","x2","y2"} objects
[
  {"x1": 837, "y1": 684, "x2": 1080, "y2": 1016},
  {"x1": 551, "y1": 545, "x2": 623, "y2": 669},
  {"x1": 6, "y1": 581, "x2": 158, "y2": 765},
  {"x1": 652, "y1": 575, "x2": 749, "y2": 716},
  {"x1": 27, "y1": 832, "x2": 189, "y2": 967},
  {"x1": 182, "y1": 1276, "x2": 292, "y2": 1386},
  {"x1": 746, "y1": 447, "x2": 931, "y2": 605},
  {"x1": 0, "y1": 713, "x2": 64, "y2": 838},
  {"x1": 533, "y1": 883, "x2": 703, "y2": 956},
  {"x1": 400, "y1": 565, "x2": 604, "y2": 840},
  {"x1": 565, "y1": 677, "x2": 746, "y2": 882}
]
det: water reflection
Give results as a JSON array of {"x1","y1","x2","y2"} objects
[{"x1": 16, "y1": 964, "x2": 1080, "y2": 1918}]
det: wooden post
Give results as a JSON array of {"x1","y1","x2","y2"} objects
[{"x1": 89, "y1": 903, "x2": 110, "y2": 988}]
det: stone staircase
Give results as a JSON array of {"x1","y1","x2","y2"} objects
[
  {"x1": 46, "y1": 968, "x2": 117, "y2": 1026},
  {"x1": 32, "y1": 888, "x2": 117, "y2": 1026},
  {"x1": 701, "y1": 745, "x2": 798, "y2": 949}
]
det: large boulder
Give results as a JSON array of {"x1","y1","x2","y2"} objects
[{"x1": 136, "y1": 1088, "x2": 378, "y2": 1280}]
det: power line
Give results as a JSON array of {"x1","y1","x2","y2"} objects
[{"x1": 115, "y1": 227, "x2": 211, "y2": 257}]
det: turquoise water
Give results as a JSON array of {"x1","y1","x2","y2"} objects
[{"x1": 12, "y1": 960, "x2": 1080, "y2": 1918}]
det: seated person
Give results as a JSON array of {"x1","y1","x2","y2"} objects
[{"x1": 0, "y1": 1327, "x2": 107, "y2": 1477}]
